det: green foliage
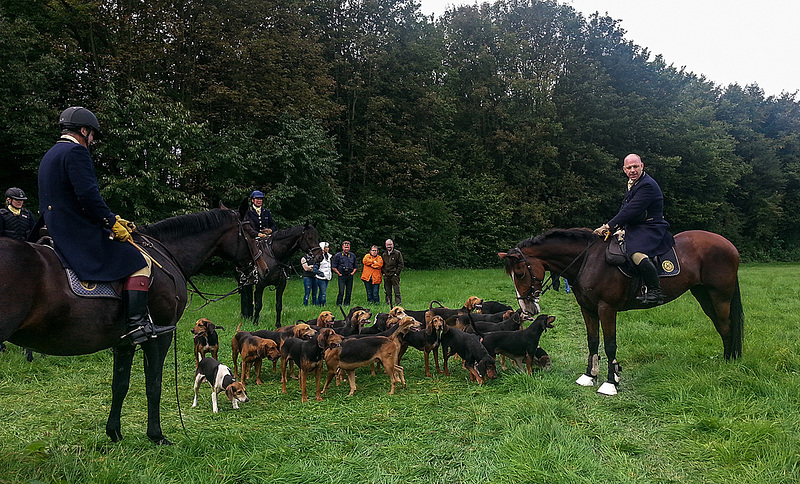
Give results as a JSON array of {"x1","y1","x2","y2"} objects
[{"x1": 2, "y1": 0, "x2": 800, "y2": 265}]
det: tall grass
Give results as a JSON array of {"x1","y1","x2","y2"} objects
[{"x1": 1, "y1": 264, "x2": 799, "y2": 483}]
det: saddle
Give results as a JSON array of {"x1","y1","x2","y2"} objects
[
  {"x1": 605, "y1": 234, "x2": 680, "y2": 278},
  {"x1": 39, "y1": 240, "x2": 123, "y2": 299}
]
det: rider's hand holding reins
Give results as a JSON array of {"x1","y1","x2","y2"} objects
[
  {"x1": 110, "y1": 215, "x2": 134, "y2": 242},
  {"x1": 593, "y1": 224, "x2": 610, "y2": 236}
]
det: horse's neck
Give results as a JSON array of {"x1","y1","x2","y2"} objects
[
  {"x1": 269, "y1": 235, "x2": 301, "y2": 262},
  {"x1": 153, "y1": 228, "x2": 230, "y2": 277}
]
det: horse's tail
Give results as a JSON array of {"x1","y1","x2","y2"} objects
[{"x1": 729, "y1": 277, "x2": 744, "y2": 358}]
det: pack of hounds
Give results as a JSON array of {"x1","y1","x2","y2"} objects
[{"x1": 191, "y1": 296, "x2": 555, "y2": 412}]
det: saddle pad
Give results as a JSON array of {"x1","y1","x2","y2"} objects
[
  {"x1": 617, "y1": 247, "x2": 681, "y2": 278},
  {"x1": 66, "y1": 268, "x2": 121, "y2": 299}
]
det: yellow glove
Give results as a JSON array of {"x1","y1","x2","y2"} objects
[
  {"x1": 261, "y1": 228, "x2": 273, "y2": 235},
  {"x1": 116, "y1": 215, "x2": 137, "y2": 233},
  {"x1": 593, "y1": 224, "x2": 610, "y2": 236},
  {"x1": 111, "y1": 220, "x2": 132, "y2": 242}
]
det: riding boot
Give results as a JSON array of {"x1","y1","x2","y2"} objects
[
  {"x1": 120, "y1": 276, "x2": 176, "y2": 346},
  {"x1": 635, "y1": 257, "x2": 664, "y2": 305}
]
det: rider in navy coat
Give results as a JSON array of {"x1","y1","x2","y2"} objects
[
  {"x1": 595, "y1": 154, "x2": 674, "y2": 305},
  {"x1": 38, "y1": 107, "x2": 175, "y2": 345}
]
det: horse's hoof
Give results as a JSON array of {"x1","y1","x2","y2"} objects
[
  {"x1": 106, "y1": 428, "x2": 123, "y2": 442},
  {"x1": 149, "y1": 436, "x2": 174, "y2": 445},
  {"x1": 597, "y1": 382, "x2": 618, "y2": 396},
  {"x1": 575, "y1": 374, "x2": 595, "y2": 386}
]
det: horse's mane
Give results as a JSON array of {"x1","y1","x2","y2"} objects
[
  {"x1": 270, "y1": 224, "x2": 308, "y2": 241},
  {"x1": 139, "y1": 209, "x2": 233, "y2": 242},
  {"x1": 517, "y1": 228, "x2": 598, "y2": 248}
]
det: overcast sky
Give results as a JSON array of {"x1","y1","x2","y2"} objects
[{"x1": 418, "y1": 0, "x2": 800, "y2": 97}]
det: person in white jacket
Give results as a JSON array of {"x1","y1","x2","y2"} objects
[{"x1": 312, "y1": 242, "x2": 332, "y2": 306}]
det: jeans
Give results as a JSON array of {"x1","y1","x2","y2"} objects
[
  {"x1": 313, "y1": 278, "x2": 329, "y2": 306},
  {"x1": 336, "y1": 274, "x2": 354, "y2": 306},
  {"x1": 363, "y1": 279, "x2": 380, "y2": 303},
  {"x1": 302, "y1": 276, "x2": 314, "y2": 306}
]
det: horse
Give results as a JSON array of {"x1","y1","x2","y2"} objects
[
  {"x1": 0, "y1": 207, "x2": 266, "y2": 444},
  {"x1": 240, "y1": 223, "x2": 322, "y2": 327},
  {"x1": 499, "y1": 228, "x2": 743, "y2": 396}
]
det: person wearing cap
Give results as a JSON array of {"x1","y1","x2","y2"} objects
[
  {"x1": 312, "y1": 241, "x2": 332, "y2": 306},
  {"x1": 331, "y1": 241, "x2": 358, "y2": 306},
  {"x1": 37, "y1": 106, "x2": 175, "y2": 346},
  {"x1": 245, "y1": 190, "x2": 276, "y2": 237},
  {"x1": 0, "y1": 187, "x2": 36, "y2": 241},
  {"x1": 240, "y1": 189, "x2": 277, "y2": 318}
]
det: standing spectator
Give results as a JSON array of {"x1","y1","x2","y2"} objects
[
  {"x1": 313, "y1": 242, "x2": 332, "y2": 306},
  {"x1": 382, "y1": 238, "x2": 404, "y2": 305},
  {"x1": 300, "y1": 253, "x2": 317, "y2": 306},
  {"x1": 0, "y1": 188, "x2": 36, "y2": 241},
  {"x1": 241, "y1": 189, "x2": 277, "y2": 318},
  {"x1": 360, "y1": 245, "x2": 384, "y2": 303},
  {"x1": 331, "y1": 240, "x2": 358, "y2": 306}
]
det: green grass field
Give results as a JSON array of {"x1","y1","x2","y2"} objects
[{"x1": 1, "y1": 264, "x2": 799, "y2": 483}]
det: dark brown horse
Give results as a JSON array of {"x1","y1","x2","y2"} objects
[
  {"x1": 243, "y1": 223, "x2": 322, "y2": 327},
  {"x1": 500, "y1": 228, "x2": 743, "y2": 396},
  {"x1": 0, "y1": 207, "x2": 266, "y2": 444}
]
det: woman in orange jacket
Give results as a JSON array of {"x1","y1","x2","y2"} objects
[{"x1": 361, "y1": 245, "x2": 384, "y2": 304}]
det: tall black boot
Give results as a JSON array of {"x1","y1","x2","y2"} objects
[
  {"x1": 635, "y1": 257, "x2": 664, "y2": 305},
  {"x1": 121, "y1": 288, "x2": 176, "y2": 346}
]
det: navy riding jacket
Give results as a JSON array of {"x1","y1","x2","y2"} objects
[
  {"x1": 38, "y1": 139, "x2": 146, "y2": 281},
  {"x1": 607, "y1": 172, "x2": 675, "y2": 257}
]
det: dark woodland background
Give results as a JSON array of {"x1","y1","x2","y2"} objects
[{"x1": 2, "y1": 0, "x2": 798, "y2": 267}]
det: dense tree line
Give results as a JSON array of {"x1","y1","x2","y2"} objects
[{"x1": 2, "y1": 0, "x2": 798, "y2": 267}]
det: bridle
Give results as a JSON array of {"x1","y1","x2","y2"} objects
[{"x1": 508, "y1": 239, "x2": 598, "y2": 307}]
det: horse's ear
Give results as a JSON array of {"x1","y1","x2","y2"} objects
[
  {"x1": 237, "y1": 198, "x2": 249, "y2": 220},
  {"x1": 219, "y1": 201, "x2": 228, "y2": 210},
  {"x1": 498, "y1": 252, "x2": 507, "y2": 259}
]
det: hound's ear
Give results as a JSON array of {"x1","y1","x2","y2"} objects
[{"x1": 498, "y1": 252, "x2": 507, "y2": 259}]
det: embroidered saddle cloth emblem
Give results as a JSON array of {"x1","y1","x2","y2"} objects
[{"x1": 65, "y1": 268, "x2": 121, "y2": 299}]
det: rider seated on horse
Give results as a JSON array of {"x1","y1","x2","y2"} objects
[
  {"x1": 247, "y1": 190, "x2": 276, "y2": 238},
  {"x1": 38, "y1": 106, "x2": 176, "y2": 345},
  {"x1": 594, "y1": 154, "x2": 674, "y2": 305}
]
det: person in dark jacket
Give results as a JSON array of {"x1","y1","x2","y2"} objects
[
  {"x1": 381, "y1": 238, "x2": 404, "y2": 305},
  {"x1": 594, "y1": 153, "x2": 674, "y2": 305},
  {"x1": 0, "y1": 188, "x2": 36, "y2": 241},
  {"x1": 38, "y1": 106, "x2": 175, "y2": 345},
  {"x1": 331, "y1": 240, "x2": 358, "y2": 306},
  {"x1": 240, "y1": 189, "x2": 277, "y2": 318}
]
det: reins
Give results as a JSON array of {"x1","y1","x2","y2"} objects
[{"x1": 512, "y1": 237, "x2": 599, "y2": 302}]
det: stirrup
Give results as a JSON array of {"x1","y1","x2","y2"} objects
[{"x1": 121, "y1": 320, "x2": 176, "y2": 346}]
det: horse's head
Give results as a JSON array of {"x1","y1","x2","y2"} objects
[
  {"x1": 227, "y1": 207, "x2": 268, "y2": 284},
  {"x1": 299, "y1": 222, "x2": 323, "y2": 263},
  {"x1": 498, "y1": 247, "x2": 544, "y2": 317}
]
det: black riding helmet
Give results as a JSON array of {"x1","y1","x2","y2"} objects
[
  {"x1": 58, "y1": 106, "x2": 101, "y2": 135},
  {"x1": 5, "y1": 187, "x2": 27, "y2": 201}
]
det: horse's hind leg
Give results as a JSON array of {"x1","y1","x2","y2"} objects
[
  {"x1": 690, "y1": 285, "x2": 737, "y2": 359},
  {"x1": 106, "y1": 344, "x2": 136, "y2": 442},
  {"x1": 142, "y1": 334, "x2": 174, "y2": 445}
]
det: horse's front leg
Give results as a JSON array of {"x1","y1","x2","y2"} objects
[
  {"x1": 142, "y1": 334, "x2": 174, "y2": 445},
  {"x1": 252, "y1": 283, "x2": 264, "y2": 327},
  {"x1": 106, "y1": 343, "x2": 135, "y2": 442},
  {"x1": 274, "y1": 278, "x2": 287, "y2": 328},
  {"x1": 597, "y1": 305, "x2": 620, "y2": 396},
  {"x1": 576, "y1": 307, "x2": 601, "y2": 387}
]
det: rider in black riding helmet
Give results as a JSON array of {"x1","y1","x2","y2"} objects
[
  {"x1": 0, "y1": 187, "x2": 36, "y2": 241},
  {"x1": 38, "y1": 106, "x2": 176, "y2": 345}
]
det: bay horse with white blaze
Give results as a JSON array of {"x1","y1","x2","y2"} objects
[
  {"x1": 500, "y1": 228, "x2": 743, "y2": 396},
  {"x1": 0, "y1": 207, "x2": 266, "y2": 444}
]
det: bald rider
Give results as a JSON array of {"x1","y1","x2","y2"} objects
[{"x1": 594, "y1": 154, "x2": 674, "y2": 305}]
